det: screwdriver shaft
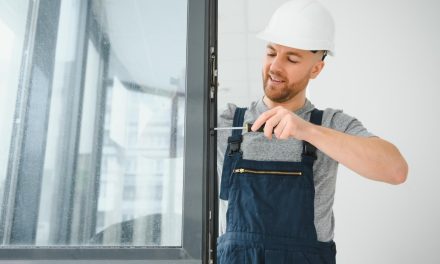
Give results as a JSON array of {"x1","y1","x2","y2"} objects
[
  {"x1": 213, "y1": 123, "x2": 265, "y2": 132},
  {"x1": 213, "y1": 127, "x2": 243, "y2": 130}
]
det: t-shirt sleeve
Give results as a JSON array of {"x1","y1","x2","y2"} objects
[{"x1": 324, "y1": 108, "x2": 376, "y2": 138}]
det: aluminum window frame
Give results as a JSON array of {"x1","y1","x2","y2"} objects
[{"x1": 0, "y1": 0, "x2": 213, "y2": 262}]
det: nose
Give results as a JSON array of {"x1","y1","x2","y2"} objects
[{"x1": 269, "y1": 55, "x2": 283, "y2": 75}]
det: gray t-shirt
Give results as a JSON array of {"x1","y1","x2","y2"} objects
[{"x1": 217, "y1": 98, "x2": 376, "y2": 242}]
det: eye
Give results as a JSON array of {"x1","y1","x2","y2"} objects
[
  {"x1": 288, "y1": 57, "x2": 299, "y2": 64},
  {"x1": 266, "y1": 51, "x2": 276, "y2": 57}
]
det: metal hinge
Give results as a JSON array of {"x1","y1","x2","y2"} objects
[
  {"x1": 210, "y1": 46, "x2": 217, "y2": 100},
  {"x1": 208, "y1": 209, "x2": 214, "y2": 263}
]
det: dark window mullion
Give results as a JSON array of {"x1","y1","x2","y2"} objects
[
  {"x1": 206, "y1": 0, "x2": 219, "y2": 262},
  {"x1": 183, "y1": 0, "x2": 211, "y2": 261}
]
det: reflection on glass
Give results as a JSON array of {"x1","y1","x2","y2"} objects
[
  {"x1": 1, "y1": 0, "x2": 187, "y2": 247},
  {"x1": 0, "y1": 0, "x2": 29, "y2": 223},
  {"x1": 93, "y1": 77, "x2": 185, "y2": 246}
]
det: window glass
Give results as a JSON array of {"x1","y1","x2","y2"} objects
[
  {"x1": 0, "y1": 0, "x2": 29, "y2": 222},
  {"x1": 1, "y1": 0, "x2": 187, "y2": 247}
]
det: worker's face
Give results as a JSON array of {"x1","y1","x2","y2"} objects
[{"x1": 262, "y1": 43, "x2": 325, "y2": 103}]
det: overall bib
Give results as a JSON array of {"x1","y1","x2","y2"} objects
[{"x1": 217, "y1": 107, "x2": 337, "y2": 264}]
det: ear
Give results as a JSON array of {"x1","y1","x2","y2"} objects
[{"x1": 310, "y1": 61, "x2": 325, "y2": 79}]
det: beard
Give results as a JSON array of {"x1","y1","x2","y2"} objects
[{"x1": 263, "y1": 75, "x2": 302, "y2": 103}]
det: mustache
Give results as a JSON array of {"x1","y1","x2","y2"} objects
[{"x1": 265, "y1": 70, "x2": 286, "y2": 82}]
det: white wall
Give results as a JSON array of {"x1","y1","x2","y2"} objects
[{"x1": 218, "y1": 0, "x2": 440, "y2": 263}]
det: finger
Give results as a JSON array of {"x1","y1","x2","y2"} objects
[
  {"x1": 264, "y1": 113, "x2": 284, "y2": 139},
  {"x1": 274, "y1": 117, "x2": 288, "y2": 139},
  {"x1": 279, "y1": 122, "x2": 293, "y2": 139},
  {"x1": 251, "y1": 109, "x2": 277, "y2": 132}
]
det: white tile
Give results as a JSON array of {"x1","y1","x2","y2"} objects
[
  {"x1": 219, "y1": 0, "x2": 245, "y2": 17},
  {"x1": 246, "y1": 33, "x2": 266, "y2": 59},
  {"x1": 247, "y1": 81, "x2": 264, "y2": 101},
  {"x1": 218, "y1": 33, "x2": 247, "y2": 60},
  {"x1": 247, "y1": 0, "x2": 288, "y2": 32},
  {"x1": 218, "y1": 13, "x2": 247, "y2": 33},
  {"x1": 218, "y1": 59, "x2": 248, "y2": 82},
  {"x1": 218, "y1": 80, "x2": 250, "y2": 107},
  {"x1": 246, "y1": 58, "x2": 263, "y2": 82}
]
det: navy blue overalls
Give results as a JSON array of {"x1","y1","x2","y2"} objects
[{"x1": 217, "y1": 107, "x2": 337, "y2": 264}]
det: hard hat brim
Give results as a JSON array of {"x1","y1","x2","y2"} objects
[{"x1": 257, "y1": 30, "x2": 335, "y2": 56}]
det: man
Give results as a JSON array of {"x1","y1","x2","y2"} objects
[{"x1": 216, "y1": 0, "x2": 408, "y2": 263}]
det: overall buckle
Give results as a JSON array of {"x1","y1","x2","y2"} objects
[{"x1": 227, "y1": 135, "x2": 243, "y2": 156}]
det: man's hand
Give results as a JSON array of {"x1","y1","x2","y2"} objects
[{"x1": 251, "y1": 106, "x2": 311, "y2": 140}]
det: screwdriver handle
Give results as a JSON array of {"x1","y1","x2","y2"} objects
[{"x1": 245, "y1": 123, "x2": 265, "y2": 132}]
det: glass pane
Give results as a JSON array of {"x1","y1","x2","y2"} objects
[
  {"x1": 1, "y1": 0, "x2": 187, "y2": 247},
  {"x1": 0, "y1": 0, "x2": 29, "y2": 222}
]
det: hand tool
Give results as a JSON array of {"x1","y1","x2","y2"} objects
[{"x1": 214, "y1": 123, "x2": 265, "y2": 132}]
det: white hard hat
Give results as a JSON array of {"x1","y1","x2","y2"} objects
[{"x1": 257, "y1": 0, "x2": 335, "y2": 56}]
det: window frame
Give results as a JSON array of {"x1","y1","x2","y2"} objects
[{"x1": 0, "y1": 0, "x2": 214, "y2": 262}]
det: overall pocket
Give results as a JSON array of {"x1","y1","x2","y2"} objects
[
  {"x1": 229, "y1": 167, "x2": 315, "y2": 238},
  {"x1": 217, "y1": 245, "x2": 259, "y2": 264},
  {"x1": 265, "y1": 250, "x2": 329, "y2": 264}
]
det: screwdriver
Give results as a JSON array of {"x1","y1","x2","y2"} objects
[{"x1": 214, "y1": 123, "x2": 265, "y2": 132}]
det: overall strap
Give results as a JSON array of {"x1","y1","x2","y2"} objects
[
  {"x1": 301, "y1": 108, "x2": 324, "y2": 164},
  {"x1": 219, "y1": 107, "x2": 247, "y2": 200},
  {"x1": 227, "y1": 107, "x2": 247, "y2": 155}
]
